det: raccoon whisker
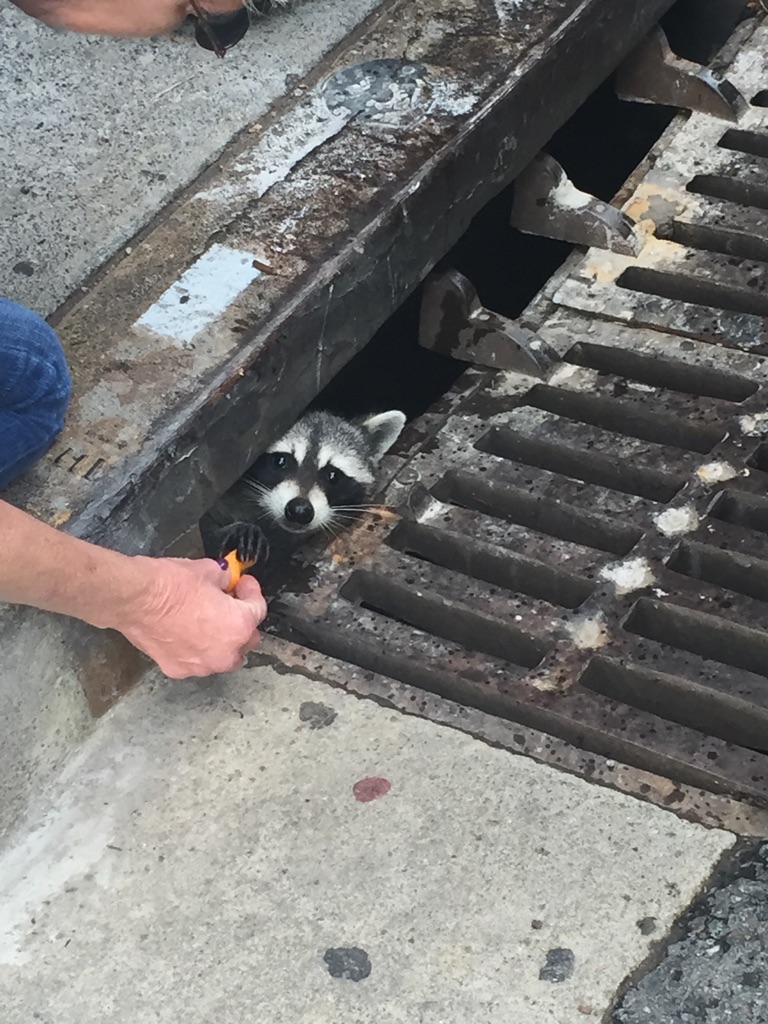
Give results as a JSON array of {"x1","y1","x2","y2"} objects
[
  {"x1": 329, "y1": 503, "x2": 395, "y2": 510},
  {"x1": 331, "y1": 508, "x2": 396, "y2": 516},
  {"x1": 242, "y1": 482, "x2": 271, "y2": 500},
  {"x1": 324, "y1": 523, "x2": 348, "y2": 540}
]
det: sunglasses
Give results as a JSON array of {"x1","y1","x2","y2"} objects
[{"x1": 189, "y1": 0, "x2": 250, "y2": 58}]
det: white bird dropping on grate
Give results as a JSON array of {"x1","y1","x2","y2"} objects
[
  {"x1": 653, "y1": 505, "x2": 700, "y2": 538},
  {"x1": 599, "y1": 556, "x2": 656, "y2": 596}
]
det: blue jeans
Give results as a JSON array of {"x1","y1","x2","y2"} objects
[{"x1": 0, "y1": 298, "x2": 72, "y2": 490}]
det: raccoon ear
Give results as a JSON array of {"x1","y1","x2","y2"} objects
[{"x1": 361, "y1": 410, "x2": 407, "y2": 460}]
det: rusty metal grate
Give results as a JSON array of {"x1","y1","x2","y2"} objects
[{"x1": 268, "y1": 19, "x2": 768, "y2": 808}]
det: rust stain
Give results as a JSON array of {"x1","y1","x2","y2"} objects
[{"x1": 329, "y1": 509, "x2": 399, "y2": 565}]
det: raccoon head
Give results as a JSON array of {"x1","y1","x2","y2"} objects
[{"x1": 249, "y1": 409, "x2": 406, "y2": 535}]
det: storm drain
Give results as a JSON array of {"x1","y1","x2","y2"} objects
[{"x1": 269, "y1": 18, "x2": 768, "y2": 809}]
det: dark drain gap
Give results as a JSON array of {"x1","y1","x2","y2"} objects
[
  {"x1": 477, "y1": 426, "x2": 686, "y2": 503},
  {"x1": 667, "y1": 540, "x2": 768, "y2": 605},
  {"x1": 747, "y1": 442, "x2": 768, "y2": 472},
  {"x1": 751, "y1": 90, "x2": 768, "y2": 108},
  {"x1": 617, "y1": 265, "x2": 768, "y2": 319},
  {"x1": 566, "y1": 342, "x2": 757, "y2": 401},
  {"x1": 340, "y1": 570, "x2": 548, "y2": 668},
  {"x1": 387, "y1": 520, "x2": 594, "y2": 610},
  {"x1": 315, "y1": 68, "x2": 680, "y2": 421},
  {"x1": 658, "y1": 219, "x2": 768, "y2": 265},
  {"x1": 687, "y1": 173, "x2": 768, "y2": 211},
  {"x1": 581, "y1": 657, "x2": 768, "y2": 751},
  {"x1": 526, "y1": 384, "x2": 723, "y2": 454},
  {"x1": 432, "y1": 470, "x2": 643, "y2": 556},
  {"x1": 718, "y1": 128, "x2": 768, "y2": 159},
  {"x1": 711, "y1": 489, "x2": 768, "y2": 537},
  {"x1": 625, "y1": 598, "x2": 768, "y2": 681}
]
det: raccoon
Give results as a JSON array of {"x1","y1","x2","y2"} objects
[{"x1": 201, "y1": 409, "x2": 406, "y2": 577}]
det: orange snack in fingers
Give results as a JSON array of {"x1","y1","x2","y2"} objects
[{"x1": 223, "y1": 550, "x2": 256, "y2": 594}]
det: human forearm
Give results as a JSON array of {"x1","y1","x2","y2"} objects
[
  {"x1": 0, "y1": 500, "x2": 268, "y2": 679},
  {"x1": 0, "y1": 499, "x2": 146, "y2": 629}
]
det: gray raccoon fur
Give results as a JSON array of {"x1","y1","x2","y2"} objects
[{"x1": 200, "y1": 409, "x2": 406, "y2": 576}]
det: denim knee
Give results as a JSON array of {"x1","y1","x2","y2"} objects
[{"x1": 0, "y1": 298, "x2": 73, "y2": 490}]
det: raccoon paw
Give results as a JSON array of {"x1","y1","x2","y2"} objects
[{"x1": 217, "y1": 523, "x2": 270, "y2": 568}]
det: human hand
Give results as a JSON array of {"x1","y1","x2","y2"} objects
[
  {"x1": 118, "y1": 556, "x2": 268, "y2": 679},
  {"x1": 11, "y1": 0, "x2": 246, "y2": 39}
]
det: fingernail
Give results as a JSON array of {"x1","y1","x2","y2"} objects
[{"x1": 217, "y1": 558, "x2": 228, "y2": 570}]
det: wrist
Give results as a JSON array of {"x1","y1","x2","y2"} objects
[{"x1": 81, "y1": 552, "x2": 158, "y2": 633}]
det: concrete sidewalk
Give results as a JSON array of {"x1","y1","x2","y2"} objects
[
  {"x1": 1, "y1": 0, "x2": 383, "y2": 316},
  {"x1": 0, "y1": 663, "x2": 733, "y2": 1023}
]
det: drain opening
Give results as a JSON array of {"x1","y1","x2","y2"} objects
[
  {"x1": 657, "y1": 220, "x2": 768, "y2": 265},
  {"x1": 566, "y1": 342, "x2": 757, "y2": 401},
  {"x1": 387, "y1": 519, "x2": 594, "y2": 610},
  {"x1": 718, "y1": 127, "x2": 768, "y2": 159},
  {"x1": 625, "y1": 598, "x2": 768, "y2": 681},
  {"x1": 476, "y1": 426, "x2": 686, "y2": 503},
  {"x1": 339, "y1": 570, "x2": 549, "y2": 669},
  {"x1": 747, "y1": 442, "x2": 768, "y2": 472},
  {"x1": 202, "y1": 1, "x2": 768, "y2": 816},
  {"x1": 525, "y1": 384, "x2": 724, "y2": 453},
  {"x1": 687, "y1": 173, "x2": 768, "y2": 211},
  {"x1": 431, "y1": 471, "x2": 643, "y2": 556},
  {"x1": 580, "y1": 657, "x2": 768, "y2": 752},
  {"x1": 617, "y1": 265, "x2": 768, "y2": 319},
  {"x1": 667, "y1": 540, "x2": 768, "y2": 604},
  {"x1": 316, "y1": 75, "x2": 677, "y2": 421},
  {"x1": 711, "y1": 490, "x2": 768, "y2": 536}
]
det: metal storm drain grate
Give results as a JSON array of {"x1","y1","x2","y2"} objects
[{"x1": 268, "y1": 19, "x2": 768, "y2": 810}]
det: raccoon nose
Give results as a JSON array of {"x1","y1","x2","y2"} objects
[{"x1": 284, "y1": 497, "x2": 314, "y2": 526}]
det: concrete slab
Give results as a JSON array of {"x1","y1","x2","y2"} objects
[
  {"x1": 0, "y1": 664, "x2": 734, "y2": 1023},
  {"x1": 0, "y1": 0, "x2": 383, "y2": 316}
]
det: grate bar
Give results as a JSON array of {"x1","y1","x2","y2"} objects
[
  {"x1": 349, "y1": 544, "x2": 568, "y2": 642},
  {"x1": 269, "y1": 19, "x2": 768, "y2": 811},
  {"x1": 278, "y1": 602, "x2": 768, "y2": 804}
]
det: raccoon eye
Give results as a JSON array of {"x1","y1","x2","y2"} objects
[
  {"x1": 323, "y1": 466, "x2": 341, "y2": 485},
  {"x1": 270, "y1": 453, "x2": 289, "y2": 470}
]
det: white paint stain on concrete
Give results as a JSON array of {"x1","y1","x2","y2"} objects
[
  {"x1": 599, "y1": 556, "x2": 656, "y2": 596},
  {"x1": 654, "y1": 504, "x2": 700, "y2": 537},
  {"x1": 195, "y1": 95, "x2": 351, "y2": 206},
  {"x1": 134, "y1": 244, "x2": 261, "y2": 347}
]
